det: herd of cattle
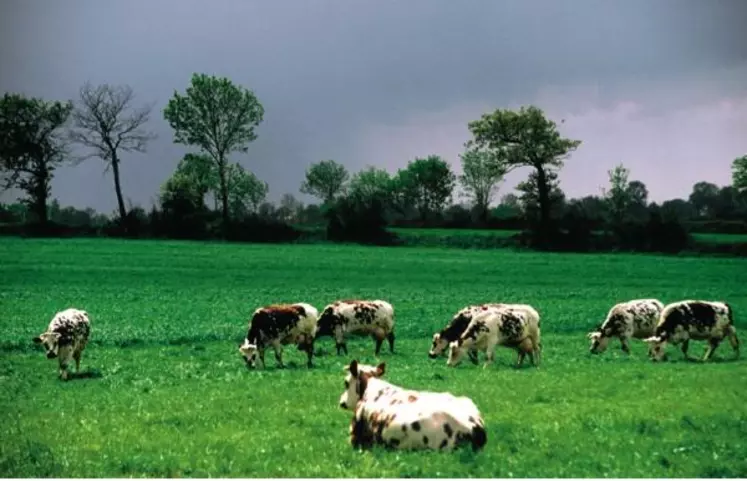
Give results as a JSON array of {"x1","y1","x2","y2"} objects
[{"x1": 32, "y1": 297, "x2": 739, "y2": 452}]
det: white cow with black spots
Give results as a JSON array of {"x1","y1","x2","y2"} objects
[
  {"x1": 339, "y1": 360, "x2": 487, "y2": 451},
  {"x1": 644, "y1": 300, "x2": 739, "y2": 362},
  {"x1": 33, "y1": 308, "x2": 91, "y2": 380},
  {"x1": 315, "y1": 299, "x2": 395, "y2": 355},
  {"x1": 587, "y1": 298, "x2": 664, "y2": 355},
  {"x1": 447, "y1": 304, "x2": 542, "y2": 368}
]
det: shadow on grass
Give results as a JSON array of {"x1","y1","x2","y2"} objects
[{"x1": 67, "y1": 368, "x2": 104, "y2": 380}]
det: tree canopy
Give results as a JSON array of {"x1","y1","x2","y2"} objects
[{"x1": 300, "y1": 159, "x2": 349, "y2": 204}]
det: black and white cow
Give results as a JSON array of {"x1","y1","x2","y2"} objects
[
  {"x1": 447, "y1": 304, "x2": 542, "y2": 369},
  {"x1": 644, "y1": 300, "x2": 739, "y2": 362},
  {"x1": 339, "y1": 360, "x2": 487, "y2": 452},
  {"x1": 32, "y1": 308, "x2": 91, "y2": 381},
  {"x1": 238, "y1": 302, "x2": 319, "y2": 369},
  {"x1": 315, "y1": 300, "x2": 395, "y2": 356},
  {"x1": 587, "y1": 298, "x2": 664, "y2": 355},
  {"x1": 429, "y1": 303, "x2": 528, "y2": 364}
]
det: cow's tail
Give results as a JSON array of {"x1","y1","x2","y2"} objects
[
  {"x1": 470, "y1": 424, "x2": 487, "y2": 451},
  {"x1": 725, "y1": 302, "x2": 734, "y2": 326}
]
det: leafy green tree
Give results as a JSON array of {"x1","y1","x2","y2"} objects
[
  {"x1": 70, "y1": 82, "x2": 156, "y2": 223},
  {"x1": 516, "y1": 169, "x2": 566, "y2": 223},
  {"x1": 177, "y1": 153, "x2": 218, "y2": 208},
  {"x1": 300, "y1": 159, "x2": 349, "y2": 204},
  {"x1": 458, "y1": 148, "x2": 506, "y2": 222},
  {"x1": 348, "y1": 166, "x2": 393, "y2": 206},
  {"x1": 688, "y1": 181, "x2": 720, "y2": 218},
  {"x1": 0, "y1": 93, "x2": 73, "y2": 225},
  {"x1": 226, "y1": 163, "x2": 268, "y2": 217},
  {"x1": 602, "y1": 163, "x2": 632, "y2": 227},
  {"x1": 277, "y1": 193, "x2": 303, "y2": 223},
  {"x1": 732, "y1": 155, "x2": 747, "y2": 193},
  {"x1": 163, "y1": 73, "x2": 265, "y2": 229},
  {"x1": 395, "y1": 155, "x2": 456, "y2": 220},
  {"x1": 468, "y1": 106, "x2": 581, "y2": 242}
]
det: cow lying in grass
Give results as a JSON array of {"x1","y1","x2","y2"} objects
[
  {"x1": 429, "y1": 303, "x2": 534, "y2": 364},
  {"x1": 587, "y1": 298, "x2": 664, "y2": 355},
  {"x1": 315, "y1": 299, "x2": 395, "y2": 356},
  {"x1": 644, "y1": 300, "x2": 739, "y2": 362},
  {"x1": 238, "y1": 302, "x2": 319, "y2": 369},
  {"x1": 447, "y1": 304, "x2": 542, "y2": 369},
  {"x1": 33, "y1": 308, "x2": 91, "y2": 381},
  {"x1": 339, "y1": 360, "x2": 487, "y2": 452}
]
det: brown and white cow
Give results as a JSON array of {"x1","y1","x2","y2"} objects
[
  {"x1": 429, "y1": 303, "x2": 531, "y2": 364},
  {"x1": 587, "y1": 298, "x2": 664, "y2": 355},
  {"x1": 447, "y1": 304, "x2": 542, "y2": 369},
  {"x1": 315, "y1": 300, "x2": 395, "y2": 356},
  {"x1": 643, "y1": 300, "x2": 739, "y2": 362},
  {"x1": 33, "y1": 308, "x2": 91, "y2": 381},
  {"x1": 238, "y1": 302, "x2": 319, "y2": 369},
  {"x1": 339, "y1": 360, "x2": 487, "y2": 452}
]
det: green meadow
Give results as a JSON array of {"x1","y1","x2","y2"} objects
[{"x1": 1, "y1": 237, "x2": 746, "y2": 477}]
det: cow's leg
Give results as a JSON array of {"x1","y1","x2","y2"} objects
[
  {"x1": 702, "y1": 337, "x2": 722, "y2": 362},
  {"x1": 467, "y1": 348, "x2": 479, "y2": 365},
  {"x1": 334, "y1": 326, "x2": 347, "y2": 356},
  {"x1": 372, "y1": 328, "x2": 385, "y2": 356},
  {"x1": 680, "y1": 339, "x2": 692, "y2": 360},
  {"x1": 73, "y1": 349, "x2": 82, "y2": 372},
  {"x1": 483, "y1": 342, "x2": 498, "y2": 369},
  {"x1": 619, "y1": 336, "x2": 631, "y2": 355},
  {"x1": 727, "y1": 327, "x2": 740, "y2": 359},
  {"x1": 258, "y1": 346, "x2": 266, "y2": 368},
  {"x1": 272, "y1": 341, "x2": 285, "y2": 368},
  {"x1": 305, "y1": 341, "x2": 314, "y2": 368},
  {"x1": 516, "y1": 349, "x2": 526, "y2": 367},
  {"x1": 386, "y1": 330, "x2": 395, "y2": 353},
  {"x1": 534, "y1": 339, "x2": 542, "y2": 367}
]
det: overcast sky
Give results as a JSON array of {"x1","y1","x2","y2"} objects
[{"x1": 1, "y1": 0, "x2": 746, "y2": 213}]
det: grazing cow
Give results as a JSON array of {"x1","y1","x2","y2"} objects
[
  {"x1": 339, "y1": 360, "x2": 487, "y2": 452},
  {"x1": 587, "y1": 299, "x2": 664, "y2": 355},
  {"x1": 643, "y1": 300, "x2": 739, "y2": 362},
  {"x1": 238, "y1": 302, "x2": 319, "y2": 369},
  {"x1": 315, "y1": 300, "x2": 395, "y2": 356},
  {"x1": 447, "y1": 304, "x2": 542, "y2": 369},
  {"x1": 429, "y1": 303, "x2": 531, "y2": 364},
  {"x1": 32, "y1": 308, "x2": 91, "y2": 381}
]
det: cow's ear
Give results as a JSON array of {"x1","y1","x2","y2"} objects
[
  {"x1": 348, "y1": 360, "x2": 358, "y2": 376},
  {"x1": 32, "y1": 336, "x2": 43, "y2": 344},
  {"x1": 376, "y1": 362, "x2": 386, "y2": 376}
]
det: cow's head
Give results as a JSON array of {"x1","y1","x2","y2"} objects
[
  {"x1": 33, "y1": 331, "x2": 61, "y2": 359},
  {"x1": 314, "y1": 308, "x2": 335, "y2": 339},
  {"x1": 446, "y1": 340, "x2": 466, "y2": 367},
  {"x1": 587, "y1": 330, "x2": 611, "y2": 354},
  {"x1": 428, "y1": 332, "x2": 449, "y2": 358},
  {"x1": 238, "y1": 338, "x2": 260, "y2": 368},
  {"x1": 339, "y1": 359, "x2": 385, "y2": 410},
  {"x1": 643, "y1": 335, "x2": 668, "y2": 362}
]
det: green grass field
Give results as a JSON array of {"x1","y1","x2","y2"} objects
[{"x1": 1, "y1": 238, "x2": 746, "y2": 477}]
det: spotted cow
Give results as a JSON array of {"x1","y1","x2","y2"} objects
[
  {"x1": 339, "y1": 360, "x2": 487, "y2": 452},
  {"x1": 238, "y1": 302, "x2": 319, "y2": 369},
  {"x1": 32, "y1": 308, "x2": 91, "y2": 381},
  {"x1": 315, "y1": 300, "x2": 395, "y2": 356},
  {"x1": 429, "y1": 303, "x2": 532, "y2": 364},
  {"x1": 587, "y1": 298, "x2": 664, "y2": 355},
  {"x1": 644, "y1": 300, "x2": 739, "y2": 362},
  {"x1": 447, "y1": 304, "x2": 542, "y2": 369}
]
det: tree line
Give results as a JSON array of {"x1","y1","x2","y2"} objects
[{"x1": 1, "y1": 74, "x2": 746, "y2": 252}]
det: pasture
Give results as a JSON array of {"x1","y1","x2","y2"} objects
[{"x1": 1, "y1": 237, "x2": 746, "y2": 477}]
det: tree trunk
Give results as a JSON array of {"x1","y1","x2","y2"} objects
[
  {"x1": 535, "y1": 165, "x2": 551, "y2": 247},
  {"x1": 33, "y1": 171, "x2": 49, "y2": 226},
  {"x1": 111, "y1": 154, "x2": 127, "y2": 222},
  {"x1": 218, "y1": 155, "x2": 230, "y2": 236}
]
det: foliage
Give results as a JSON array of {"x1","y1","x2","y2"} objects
[
  {"x1": 516, "y1": 169, "x2": 565, "y2": 225},
  {"x1": 732, "y1": 155, "x2": 747, "y2": 193},
  {"x1": 70, "y1": 82, "x2": 156, "y2": 223},
  {"x1": 458, "y1": 148, "x2": 506, "y2": 223},
  {"x1": 688, "y1": 181, "x2": 720, "y2": 219},
  {"x1": 163, "y1": 73, "x2": 264, "y2": 229},
  {"x1": 467, "y1": 106, "x2": 581, "y2": 243},
  {"x1": 1, "y1": 239, "x2": 746, "y2": 477},
  {"x1": 226, "y1": 163, "x2": 268, "y2": 217},
  {"x1": 300, "y1": 159, "x2": 349, "y2": 204},
  {"x1": 395, "y1": 155, "x2": 456, "y2": 221},
  {"x1": 348, "y1": 166, "x2": 393, "y2": 205},
  {"x1": 0, "y1": 93, "x2": 73, "y2": 224}
]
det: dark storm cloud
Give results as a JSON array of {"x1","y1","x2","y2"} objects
[{"x1": 1, "y1": 0, "x2": 746, "y2": 210}]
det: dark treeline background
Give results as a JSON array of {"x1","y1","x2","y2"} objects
[{"x1": 2, "y1": 75, "x2": 746, "y2": 255}]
